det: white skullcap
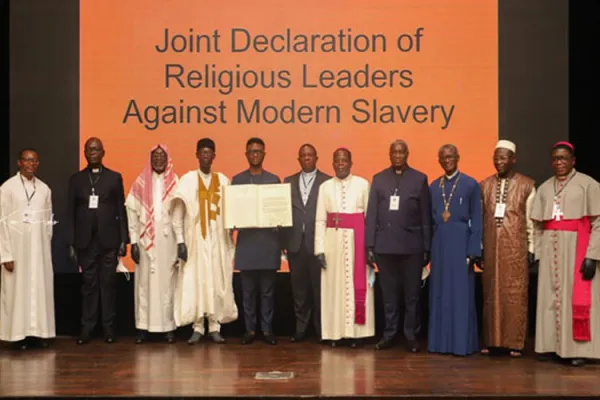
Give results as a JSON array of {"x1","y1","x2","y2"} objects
[{"x1": 495, "y1": 140, "x2": 516, "y2": 153}]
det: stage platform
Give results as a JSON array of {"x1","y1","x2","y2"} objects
[{"x1": 1, "y1": 337, "x2": 599, "y2": 399}]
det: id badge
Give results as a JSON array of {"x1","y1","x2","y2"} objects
[
  {"x1": 494, "y1": 203, "x2": 506, "y2": 218},
  {"x1": 389, "y1": 195, "x2": 400, "y2": 211},
  {"x1": 23, "y1": 211, "x2": 32, "y2": 224},
  {"x1": 89, "y1": 195, "x2": 99, "y2": 209}
]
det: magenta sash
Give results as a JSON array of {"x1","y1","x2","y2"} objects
[
  {"x1": 544, "y1": 217, "x2": 592, "y2": 341},
  {"x1": 326, "y1": 212, "x2": 367, "y2": 325}
]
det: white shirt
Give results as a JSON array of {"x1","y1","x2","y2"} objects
[
  {"x1": 152, "y1": 172, "x2": 163, "y2": 222},
  {"x1": 199, "y1": 170, "x2": 212, "y2": 190},
  {"x1": 300, "y1": 169, "x2": 318, "y2": 206}
]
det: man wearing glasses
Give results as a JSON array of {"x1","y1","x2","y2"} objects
[
  {"x1": 0, "y1": 149, "x2": 55, "y2": 350},
  {"x1": 232, "y1": 137, "x2": 282, "y2": 345}
]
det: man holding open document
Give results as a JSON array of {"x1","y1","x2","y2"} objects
[{"x1": 229, "y1": 137, "x2": 289, "y2": 345}]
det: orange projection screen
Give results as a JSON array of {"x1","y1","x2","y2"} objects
[{"x1": 80, "y1": 0, "x2": 498, "y2": 271}]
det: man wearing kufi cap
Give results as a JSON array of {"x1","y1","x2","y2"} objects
[
  {"x1": 170, "y1": 138, "x2": 238, "y2": 345},
  {"x1": 531, "y1": 141, "x2": 600, "y2": 366},
  {"x1": 479, "y1": 139, "x2": 536, "y2": 357}
]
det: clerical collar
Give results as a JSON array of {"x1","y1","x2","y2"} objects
[
  {"x1": 391, "y1": 165, "x2": 409, "y2": 175},
  {"x1": 88, "y1": 165, "x2": 103, "y2": 174},
  {"x1": 445, "y1": 170, "x2": 459, "y2": 180}
]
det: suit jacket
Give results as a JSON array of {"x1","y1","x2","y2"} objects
[
  {"x1": 365, "y1": 166, "x2": 432, "y2": 255},
  {"x1": 66, "y1": 166, "x2": 129, "y2": 250},
  {"x1": 283, "y1": 170, "x2": 331, "y2": 254}
]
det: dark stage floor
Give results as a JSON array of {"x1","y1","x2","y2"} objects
[{"x1": 1, "y1": 337, "x2": 600, "y2": 398}]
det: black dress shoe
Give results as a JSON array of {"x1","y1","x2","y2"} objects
[
  {"x1": 165, "y1": 331, "x2": 176, "y2": 344},
  {"x1": 348, "y1": 339, "x2": 362, "y2": 349},
  {"x1": 76, "y1": 335, "x2": 90, "y2": 345},
  {"x1": 290, "y1": 333, "x2": 305, "y2": 343},
  {"x1": 38, "y1": 339, "x2": 50, "y2": 349},
  {"x1": 135, "y1": 331, "x2": 147, "y2": 344},
  {"x1": 405, "y1": 340, "x2": 419, "y2": 353},
  {"x1": 104, "y1": 335, "x2": 115, "y2": 344},
  {"x1": 209, "y1": 331, "x2": 225, "y2": 344},
  {"x1": 263, "y1": 333, "x2": 277, "y2": 345},
  {"x1": 330, "y1": 340, "x2": 340, "y2": 348},
  {"x1": 375, "y1": 338, "x2": 394, "y2": 350},
  {"x1": 13, "y1": 339, "x2": 28, "y2": 350},
  {"x1": 241, "y1": 332, "x2": 255, "y2": 345},
  {"x1": 571, "y1": 358, "x2": 586, "y2": 367}
]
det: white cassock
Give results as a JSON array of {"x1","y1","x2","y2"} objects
[
  {"x1": 171, "y1": 170, "x2": 237, "y2": 333},
  {"x1": 315, "y1": 174, "x2": 374, "y2": 340},
  {"x1": 0, "y1": 173, "x2": 55, "y2": 341},
  {"x1": 126, "y1": 172, "x2": 178, "y2": 332}
]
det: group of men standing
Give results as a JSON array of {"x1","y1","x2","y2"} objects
[{"x1": 0, "y1": 137, "x2": 599, "y2": 367}]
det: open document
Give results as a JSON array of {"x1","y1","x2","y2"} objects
[{"x1": 224, "y1": 183, "x2": 292, "y2": 229}]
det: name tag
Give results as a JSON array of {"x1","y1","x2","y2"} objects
[
  {"x1": 552, "y1": 202, "x2": 563, "y2": 221},
  {"x1": 389, "y1": 195, "x2": 400, "y2": 211},
  {"x1": 89, "y1": 195, "x2": 99, "y2": 209},
  {"x1": 23, "y1": 211, "x2": 32, "y2": 224},
  {"x1": 494, "y1": 203, "x2": 506, "y2": 218}
]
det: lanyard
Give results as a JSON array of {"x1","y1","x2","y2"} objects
[
  {"x1": 301, "y1": 172, "x2": 316, "y2": 191},
  {"x1": 88, "y1": 167, "x2": 103, "y2": 195},
  {"x1": 554, "y1": 171, "x2": 576, "y2": 199},
  {"x1": 20, "y1": 174, "x2": 36, "y2": 206}
]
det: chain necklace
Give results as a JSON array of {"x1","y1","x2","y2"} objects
[
  {"x1": 440, "y1": 173, "x2": 460, "y2": 223},
  {"x1": 494, "y1": 175, "x2": 510, "y2": 227}
]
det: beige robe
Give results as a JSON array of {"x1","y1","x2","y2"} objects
[
  {"x1": 126, "y1": 172, "x2": 178, "y2": 332},
  {"x1": 315, "y1": 174, "x2": 374, "y2": 340},
  {"x1": 0, "y1": 174, "x2": 55, "y2": 341},
  {"x1": 171, "y1": 170, "x2": 238, "y2": 327},
  {"x1": 532, "y1": 170, "x2": 600, "y2": 358}
]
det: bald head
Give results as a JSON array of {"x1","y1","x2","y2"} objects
[{"x1": 84, "y1": 137, "x2": 105, "y2": 168}]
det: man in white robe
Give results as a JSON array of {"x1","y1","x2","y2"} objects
[
  {"x1": 171, "y1": 138, "x2": 237, "y2": 344},
  {"x1": 126, "y1": 145, "x2": 178, "y2": 343},
  {"x1": 0, "y1": 149, "x2": 55, "y2": 349},
  {"x1": 315, "y1": 148, "x2": 374, "y2": 347}
]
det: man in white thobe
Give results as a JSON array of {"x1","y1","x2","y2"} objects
[
  {"x1": 126, "y1": 145, "x2": 178, "y2": 344},
  {"x1": 0, "y1": 149, "x2": 55, "y2": 349},
  {"x1": 315, "y1": 148, "x2": 374, "y2": 348},
  {"x1": 171, "y1": 138, "x2": 237, "y2": 345}
]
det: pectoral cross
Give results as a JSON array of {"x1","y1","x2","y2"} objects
[
  {"x1": 332, "y1": 213, "x2": 343, "y2": 230},
  {"x1": 552, "y1": 206, "x2": 564, "y2": 221}
]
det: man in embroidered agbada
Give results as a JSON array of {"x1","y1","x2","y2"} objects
[
  {"x1": 126, "y1": 145, "x2": 178, "y2": 344},
  {"x1": 428, "y1": 144, "x2": 482, "y2": 356},
  {"x1": 0, "y1": 149, "x2": 55, "y2": 350},
  {"x1": 171, "y1": 138, "x2": 237, "y2": 345},
  {"x1": 532, "y1": 141, "x2": 600, "y2": 367},
  {"x1": 315, "y1": 148, "x2": 374, "y2": 348},
  {"x1": 480, "y1": 140, "x2": 536, "y2": 357}
]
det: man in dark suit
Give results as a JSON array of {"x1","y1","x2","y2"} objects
[
  {"x1": 67, "y1": 137, "x2": 129, "y2": 344},
  {"x1": 365, "y1": 140, "x2": 432, "y2": 351},
  {"x1": 283, "y1": 144, "x2": 330, "y2": 343},
  {"x1": 232, "y1": 137, "x2": 281, "y2": 346}
]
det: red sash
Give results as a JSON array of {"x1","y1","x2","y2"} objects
[
  {"x1": 326, "y1": 212, "x2": 367, "y2": 325},
  {"x1": 544, "y1": 217, "x2": 592, "y2": 341}
]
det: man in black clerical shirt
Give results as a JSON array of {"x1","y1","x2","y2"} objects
[{"x1": 67, "y1": 137, "x2": 129, "y2": 344}]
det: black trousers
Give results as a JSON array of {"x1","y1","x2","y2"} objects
[
  {"x1": 288, "y1": 235, "x2": 321, "y2": 337},
  {"x1": 240, "y1": 270, "x2": 277, "y2": 333},
  {"x1": 79, "y1": 234, "x2": 118, "y2": 335},
  {"x1": 376, "y1": 253, "x2": 422, "y2": 342}
]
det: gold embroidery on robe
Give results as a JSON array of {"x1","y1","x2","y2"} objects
[{"x1": 197, "y1": 173, "x2": 221, "y2": 239}]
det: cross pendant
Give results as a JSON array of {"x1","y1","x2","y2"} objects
[{"x1": 442, "y1": 209, "x2": 451, "y2": 223}]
